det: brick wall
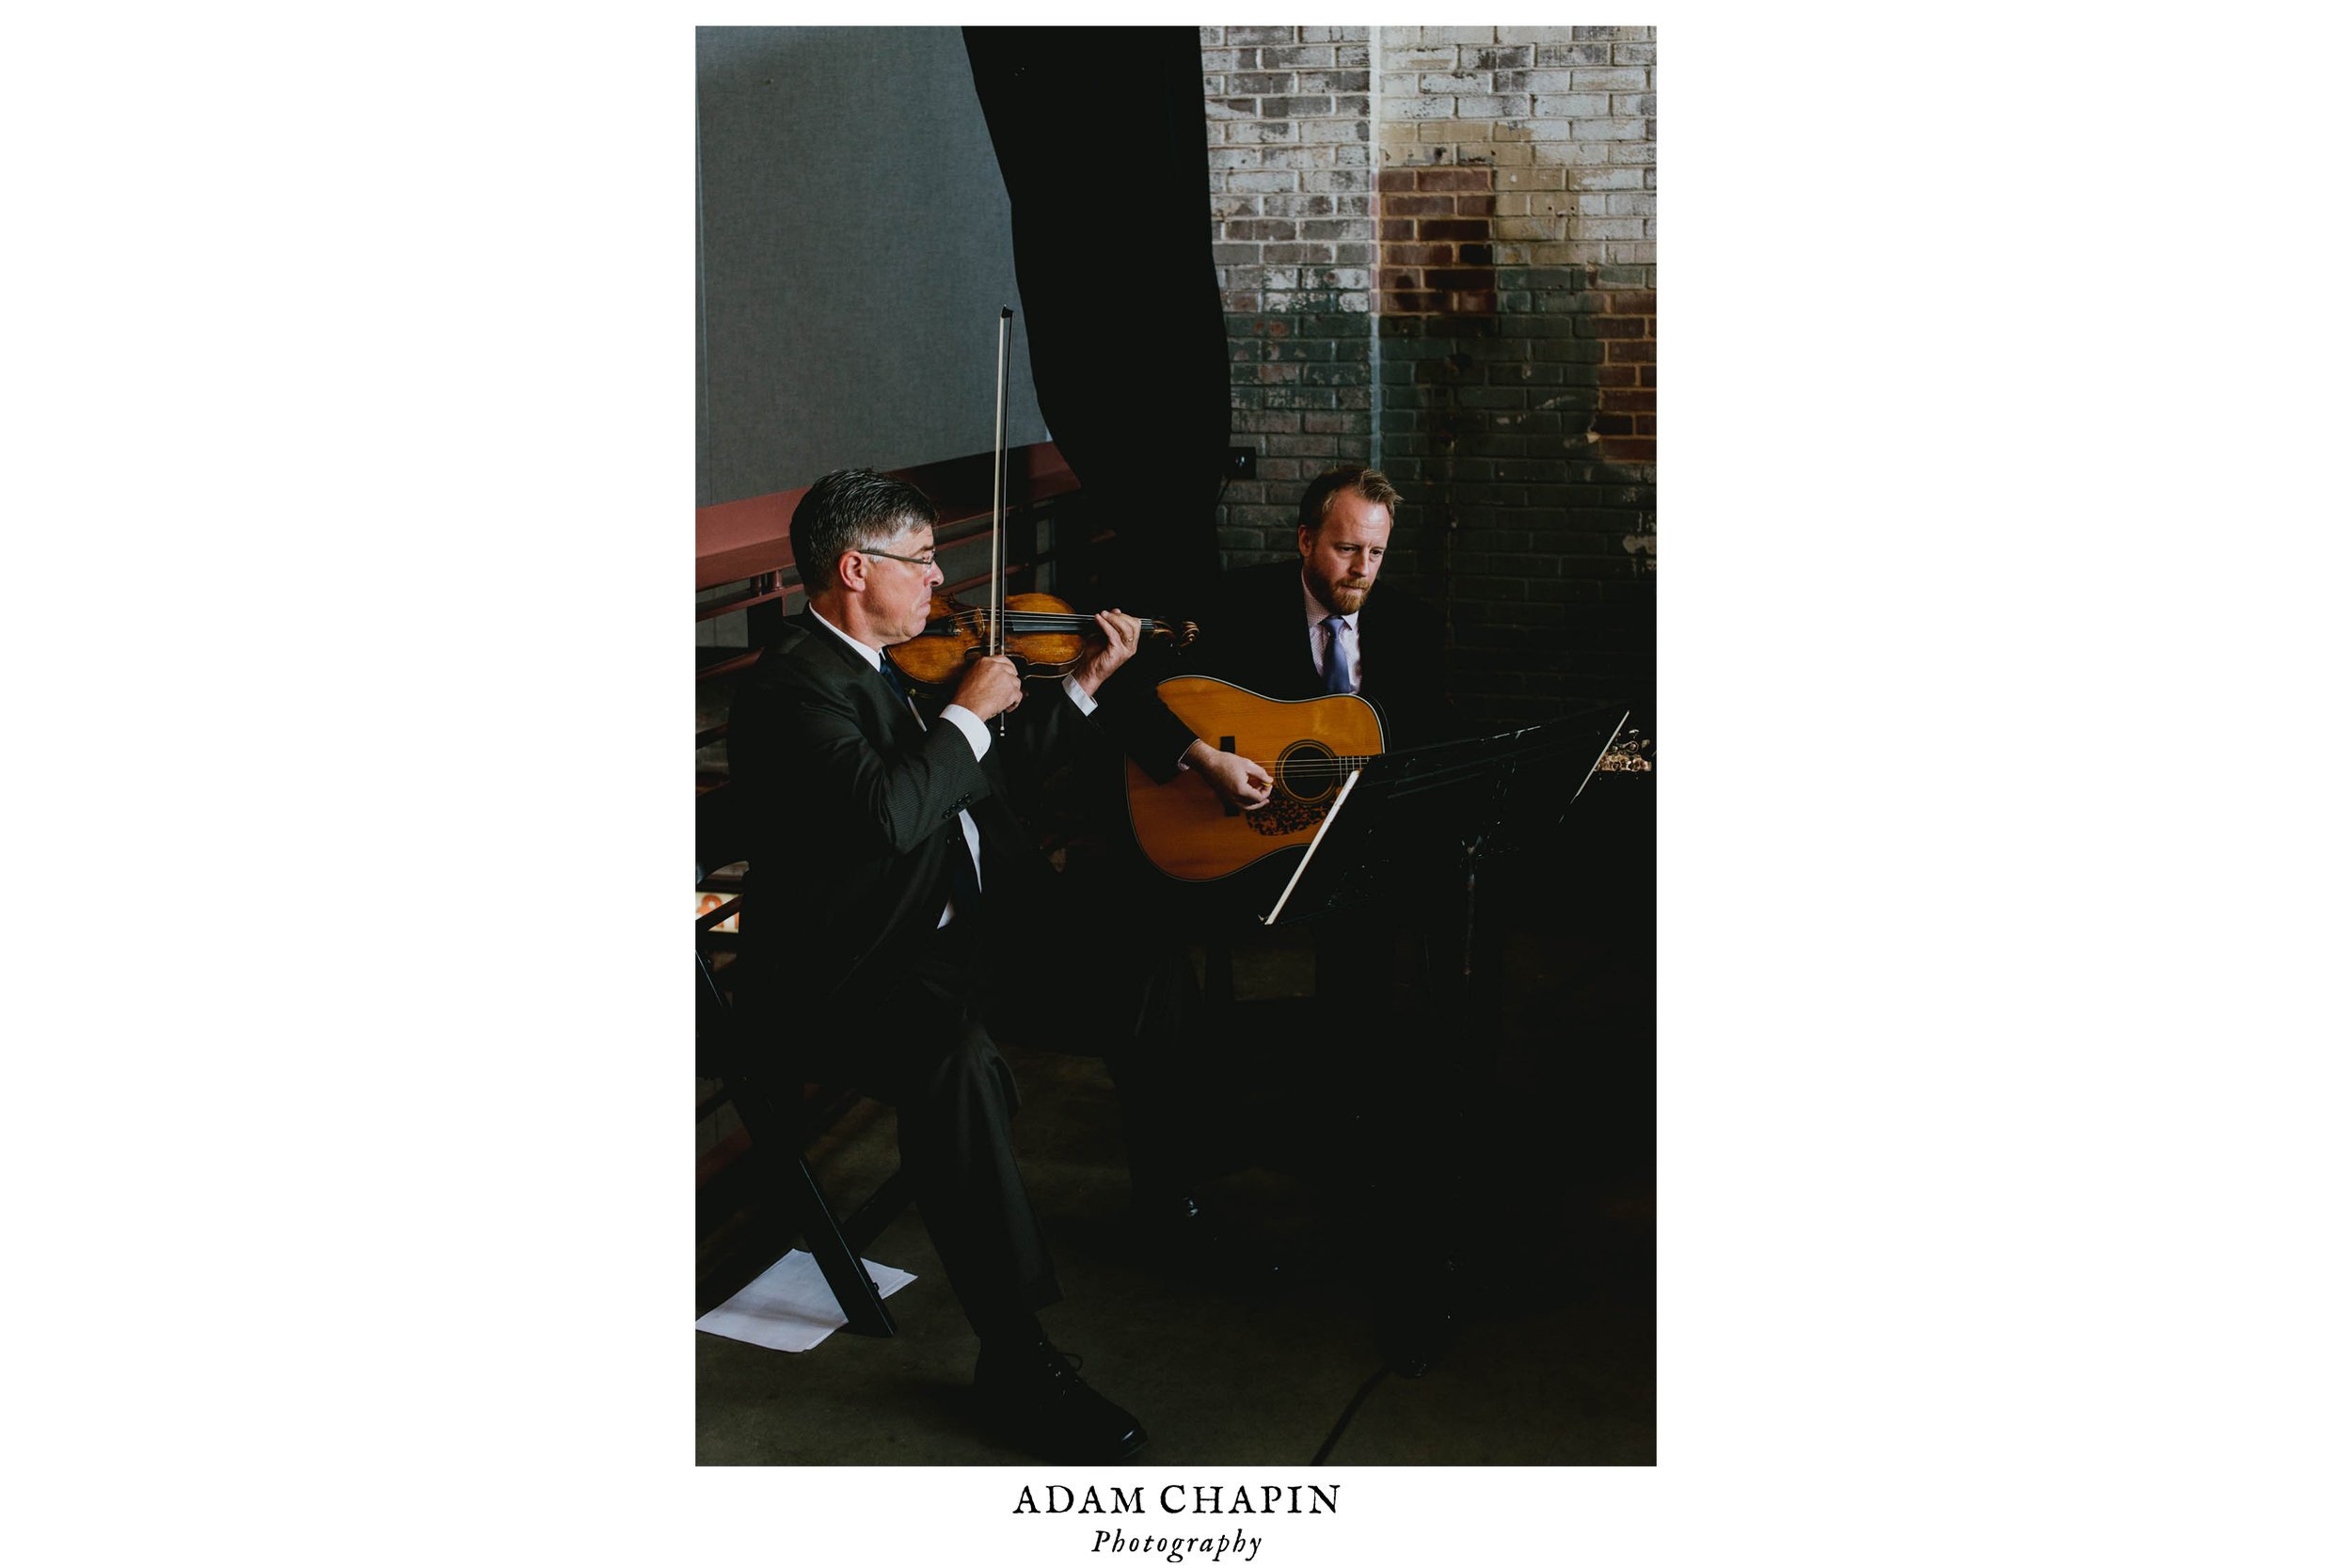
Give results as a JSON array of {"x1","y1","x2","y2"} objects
[{"x1": 1202, "y1": 23, "x2": 1657, "y2": 730}]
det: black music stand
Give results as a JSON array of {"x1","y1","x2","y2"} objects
[
  {"x1": 1258, "y1": 704, "x2": 1629, "y2": 968},
  {"x1": 1248, "y1": 703, "x2": 1629, "y2": 1373}
]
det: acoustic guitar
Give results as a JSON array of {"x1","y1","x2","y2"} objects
[{"x1": 1123, "y1": 676, "x2": 1387, "y2": 880}]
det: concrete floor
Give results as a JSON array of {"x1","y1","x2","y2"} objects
[{"x1": 696, "y1": 801, "x2": 1654, "y2": 1466}]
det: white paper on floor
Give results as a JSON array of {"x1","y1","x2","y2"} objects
[{"x1": 695, "y1": 1249, "x2": 917, "y2": 1353}]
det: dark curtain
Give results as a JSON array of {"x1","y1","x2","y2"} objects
[{"x1": 963, "y1": 26, "x2": 1229, "y2": 612}]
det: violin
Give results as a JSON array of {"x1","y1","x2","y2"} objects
[
  {"x1": 885, "y1": 593, "x2": 1197, "y2": 690},
  {"x1": 883, "y1": 306, "x2": 1194, "y2": 696}
]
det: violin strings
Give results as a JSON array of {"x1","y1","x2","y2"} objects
[{"x1": 941, "y1": 612, "x2": 1167, "y2": 631}]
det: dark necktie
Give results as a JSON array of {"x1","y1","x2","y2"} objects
[
  {"x1": 880, "y1": 660, "x2": 984, "y2": 916},
  {"x1": 1322, "y1": 614, "x2": 1353, "y2": 694}
]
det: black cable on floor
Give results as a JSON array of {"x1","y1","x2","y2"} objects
[{"x1": 1309, "y1": 1366, "x2": 1390, "y2": 1465}]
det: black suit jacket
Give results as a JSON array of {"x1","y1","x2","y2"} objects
[
  {"x1": 1103, "y1": 560, "x2": 1452, "y2": 777},
  {"x1": 724, "y1": 610, "x2": 1076, "y2": 1022}
]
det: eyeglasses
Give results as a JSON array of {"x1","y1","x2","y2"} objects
[{"x1": 861, "y1": 548, "x2": 938, "y2": 571}]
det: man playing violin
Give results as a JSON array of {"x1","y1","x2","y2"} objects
[{"x1": 725, "y1": 467, "x2": 1178, "y2": 1463}]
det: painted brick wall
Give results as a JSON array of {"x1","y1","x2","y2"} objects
[
  {"x1": 1203, "y1": 24, "x2": 1379, "y2": 564},
  {"x1": 1202, "y1": 23, "x2": 1657, "y2": 730}
]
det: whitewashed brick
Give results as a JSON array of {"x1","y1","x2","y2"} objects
[
  {"x1": 1425, "y1": 25, "x2": 1495, "y2": 44},
  {"x1": 1532, "y1": 94, "x2": 1613, "y2": 118},
  {"x1": 1386, "y1": 46, "x2": 1457, "y2": 70},
  {"x1": 1498, "y1": 70, "x2": 1580, "y2": 93},
  {"x1": 1420, "y1": 72, "x2": 1488, "y2": 93},
  {"x1": 1569, "y1": 68, "x2": 1649, "y2": 91},
  {"x1": 1456, "y1": 95, "x2": 1530, "y2": 119},
  {"x1": 1606, "y1": 192, "x2": 1656, "y2": 216},
  {"x1": 1497, "y1": 166, "x2": 1566, "y2": 191},
  {"x1": 1389, "y1": 93, "x2": 1456, "y2": 120},
  {"x1": 1569, "y1": 118, "x2": 1647, "y2": 140}
]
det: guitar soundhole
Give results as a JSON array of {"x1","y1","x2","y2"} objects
[{"x1": 1245, "y1": 739, "x2": 1339, "y2": 838}]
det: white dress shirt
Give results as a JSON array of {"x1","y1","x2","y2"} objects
[{"x1": 807, "y1": 606, "x2": 1097, "y2": 926}]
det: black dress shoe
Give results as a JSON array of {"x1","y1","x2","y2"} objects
[{"x1": 975, "y1": 1339, "x2": 1148, "y2": 1463}]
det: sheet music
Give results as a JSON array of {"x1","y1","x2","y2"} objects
[{"x1": 694, "y1": 1249, "x2": 916, "y2": 1354}]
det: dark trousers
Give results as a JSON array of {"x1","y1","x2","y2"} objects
[
  {"x1": 850, "y1": 911, "x2": 1203, "y2": 1340},
  {"x1": 841, "y1": 916, "x2": 1057, "y2": 1339}
]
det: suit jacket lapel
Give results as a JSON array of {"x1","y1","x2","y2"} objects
[{"x1": 795, "y1": 608, "x2": 925, "y2": 744}]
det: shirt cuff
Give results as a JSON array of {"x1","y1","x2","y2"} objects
[
  {"x1": 938, "y1": 704, "x2": 992, "y2": 759},
  {"x1": 1060, "y1": 673, "x2": 1100, "y2": 717}
]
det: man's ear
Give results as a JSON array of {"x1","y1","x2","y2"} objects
[
  {"x1": 1296, "y1": 526, "x2": 1314, "y2": 558},
  {"x1": 836, "y1": 550, "x2": 869, "y2": 594}
]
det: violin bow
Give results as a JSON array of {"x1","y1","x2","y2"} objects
[{"x1": 989, "y1": 305, "x2": 1013, "y2": 735}]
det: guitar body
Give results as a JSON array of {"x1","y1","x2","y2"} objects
[{"x1": 1124, "y1": 676, "x2": 1387, "y2": 881}]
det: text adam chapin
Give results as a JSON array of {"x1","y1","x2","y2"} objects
[{"x1": 1013, "y1": 1482, "x2": 1342, "y2": 1563}]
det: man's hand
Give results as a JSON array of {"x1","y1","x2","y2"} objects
[
  {"x1": 1183, "y1": 738, "x2": 1272, "y2": 811},
  {"x1": 951, "y1": 654, "x2": 1025, "y2": 720},
  {"x1": 1069, "y1": 609, "x2": 1143, "y2": 698}
]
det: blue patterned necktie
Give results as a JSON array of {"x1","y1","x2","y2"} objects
[{"x1": 1322, "y1": 614, "x2": 1353, "y2": 694}]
